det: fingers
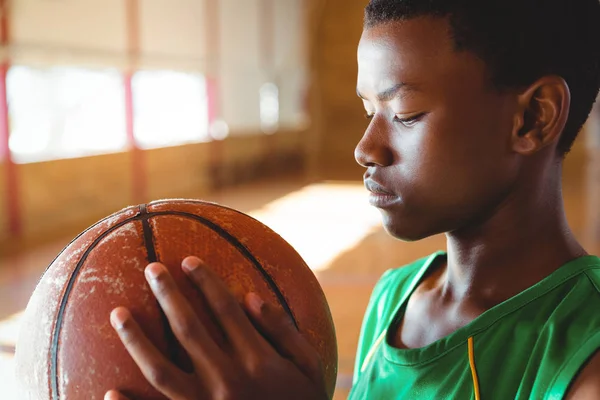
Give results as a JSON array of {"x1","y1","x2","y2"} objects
[
  {"x1": 110, "y1": 307, "x2": 194, "y2": 399},
  {"x1": 244, "y1": 292, "x2": 325, "y2": 387},
  {"x1": 181, "y1": 257, "x2": 273, "y2": 358},
  {"x1": 104, "y1": 390, "x2": 130, "y2": 400},
  {"x1": 144, "y1": 263, "x2": 227, "y2": 378}
]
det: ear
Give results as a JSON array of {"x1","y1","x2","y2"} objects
[{"x1": 511, "y1": 76, "x2": 571, "y2": 155}]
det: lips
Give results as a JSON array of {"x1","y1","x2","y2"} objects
[
  {"x1": 364, "y1": 178, "x2": 400, "y2": 208},
  {"x1": 364, "y1": 179, "x2": 395, "y2": 196}
]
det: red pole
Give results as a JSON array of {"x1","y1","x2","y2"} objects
[
  {"x1": 0, "y1": 0, "x2": 20, "y2": 236},
  {"x1": 0, "y1": 62, "x2": 20, "y2": 236},
  {"x1": 259, "y1": 0, "x2": 277, "y2": 174},
  {"x1": 205, "y1": 0, "x2": 225, "y2": 189},
  {"x1": 123, "y1": 71, "x2": 146, "y2": 204},
  {"x1": 206, "y1": 77, "x2": 219, "y2": 129},
  {"x1": 205, "y1": 0, "x2": 221, "y2": 128},
  {"x1": 124, "y1": 0, "x2": 146, "y2": 204}
]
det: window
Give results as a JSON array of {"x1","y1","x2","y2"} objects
[
  {"x1": 132, "y1": 70, "x2": 209, "y2": 149},
  {"x1": 7, "y1": 66, "x2": 127, "y2": 163}
]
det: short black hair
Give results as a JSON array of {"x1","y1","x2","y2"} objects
[{"x1": 364, "y1": 0, "x2": 600, "y2": 155}]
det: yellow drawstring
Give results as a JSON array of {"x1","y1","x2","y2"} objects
[
  {"x1": 361, "y1": 330, "x2": 387, "y2": 373},
  {"x1": 468, "y1": 336, "x2": 481, "y2": 400}
]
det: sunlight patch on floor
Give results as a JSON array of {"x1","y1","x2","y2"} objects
[
  {"x1": 248, "y1": 181, "x2": 382, "y2": 271},
  {"x1": 0, "y1": 311, "x2": 23, "y2": 400},
  {"x1": 0, "y1": 312, "x2": 23, "y2": 348},
  {"x1": 0, "y1": 351, "x2": 18, "y2": 399}
]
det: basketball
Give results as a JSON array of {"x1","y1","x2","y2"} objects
[{"x1": 14, "y1": 199, "x2": 337, "y2": 399}]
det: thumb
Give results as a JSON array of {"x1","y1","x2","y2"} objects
[
  {"x1": 244, "y1": 293, "x2": 325, "y2": 387},
  {"x1": 104, "y1": 390, "x2": 131, "y2": 400}
]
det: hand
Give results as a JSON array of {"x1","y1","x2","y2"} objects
[{"x1": 104, "y1": 256, "x2": 329, "y2": 400}]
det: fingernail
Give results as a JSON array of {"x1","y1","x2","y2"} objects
[
  {"x1": 145, "y1": 263, "x2": 163, "y2": 280},
  {"x1": 110, "y1": 308, "x2": 128, "y2": 329},
  {"x1": 248, "y1": 292, "x2": 265, "y2": 310},
  {"x1": 182, "y1": 256, "x2": 202, "y2": 272},
  {"x1": 105, "y1": 391, "x2": 120, "y2": 400}
]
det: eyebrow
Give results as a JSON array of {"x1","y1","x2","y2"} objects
[{"x1": 356, "y1": 82, "x2": 419, "y2": 102}]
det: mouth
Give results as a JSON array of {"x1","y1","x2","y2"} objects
[
  {"x1": 364, "y1": 179, "x2": 399, "y2": 208},
  {"x1": 364, "y1": 180, "x2": 394, "y2": 195}
]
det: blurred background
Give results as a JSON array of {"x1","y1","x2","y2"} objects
[{"x1": 0, "y1": 1, "x2": 598, "y2": 399}]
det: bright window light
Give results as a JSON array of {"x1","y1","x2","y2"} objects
[
  {"x1": 209, "y1": 119, "x2": 230, "y2": 141},
  {"x1": 132, "y1": 70, "x2": 209, "y2": 149},
  {"x1": 259, "y1": 82, "x2": 279, "y2": 134},
  {"x1": 7, "y1": 66, "x2": 127, "y2": 163}
]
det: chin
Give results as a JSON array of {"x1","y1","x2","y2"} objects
[{"x1": 380, "y1": 211, "x2": 440, "y2": 242}]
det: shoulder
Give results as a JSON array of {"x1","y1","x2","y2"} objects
[
  {"x1": 553, "y1": 258, "x2": 600, "y2": 327},
  {"x1": 543, "y1": 256, "x2": 600, "y2": 398},
  {"x1": 565, "y1": 349, "x2": 600, "y2": 400},
  {"x1": 583, "y1": 262, "x2": 600, "y2": 293}
]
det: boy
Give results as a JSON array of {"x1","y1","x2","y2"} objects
[{"x1": 106, "y1": 0, "x2": 600, "y2": 398}]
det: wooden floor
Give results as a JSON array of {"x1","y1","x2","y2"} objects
[{"x1": 0, "y1": 155, "x2": 598, "y2": 400}]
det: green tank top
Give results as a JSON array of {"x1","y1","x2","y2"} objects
[{"x1": 350, "y1": 252, "x2": 600, "y2": 400}]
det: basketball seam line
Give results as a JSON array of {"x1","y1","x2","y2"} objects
[
  {"x1": 36, "y1": 207, "x2": 140, "y2": 290},
  {"x1": 145, "y1": 210, "x2": 298, "y2": 330},
  {"x1": 140, "y1": 204, "x2": 158, "y2": 264},
  {"x1": 149, "y1": 200, "x2": 313, "y2": 273},
  {"x1": 140, "y1": 204, "x2": 181, "y2": 369},
  {"x1": 50, "y1": 214, "x2": 142, "y2": 400}
]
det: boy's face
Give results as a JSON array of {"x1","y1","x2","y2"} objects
[{"x1": 356, "y1": 17, "x2": 523, "y2": 240}]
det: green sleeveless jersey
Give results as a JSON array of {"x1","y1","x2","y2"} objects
[{"x1": 350, "y1": 252, "x2": 600, "y2": 400}]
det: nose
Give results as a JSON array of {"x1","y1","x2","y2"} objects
[{"x1": 354, "y1": 115, "x2": 394, "y2": 168}]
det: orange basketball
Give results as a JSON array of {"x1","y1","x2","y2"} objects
[{"x1": 14, "y1": 199, "x2": 337, "y2": 399}]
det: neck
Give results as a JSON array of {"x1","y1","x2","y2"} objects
[{"x1": 443, "y1": 160, "x2": 586, "y2": 305}]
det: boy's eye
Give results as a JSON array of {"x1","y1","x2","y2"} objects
[
  {"x1": 364, "y1": 112, "x2": 426, "y2": 127},
  {"x1": 395, "y1": 113, "x2": 426, "y2": 128}
]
